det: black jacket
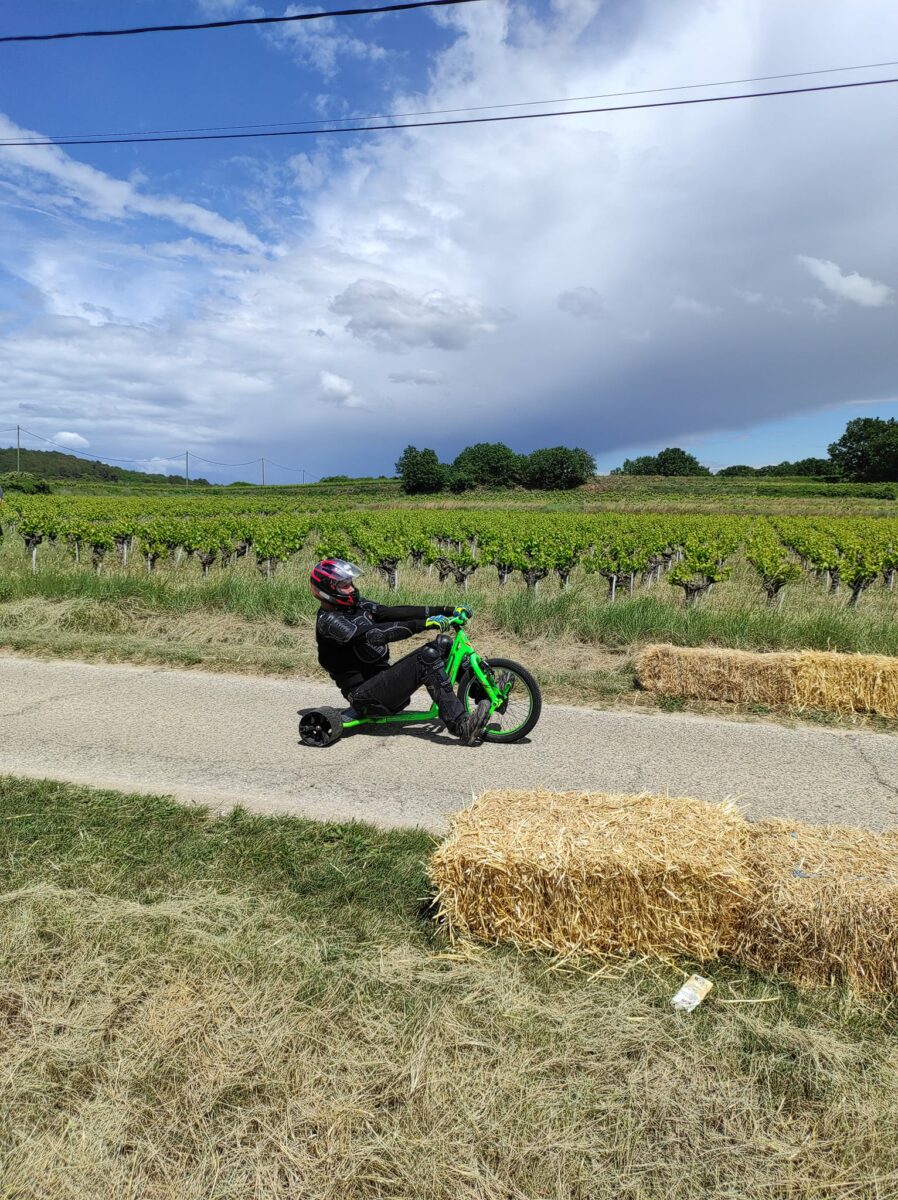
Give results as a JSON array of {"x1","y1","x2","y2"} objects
[{"x1": 316, "y1": 597, "x2": 455, "y2": 695}]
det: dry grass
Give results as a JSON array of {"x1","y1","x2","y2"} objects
[
  {"x1": 431, "y1": 790, "x2": 751, "y2": 962},
  {"x1": 3, "y1": 778, "x2": 898, "y2": 1199},
  {"x1": 637, "y1": 643, "x2": 898, "y2": 719},
  {"x1": 732, "y1": 819, "x2": 898, "y2": 993}
]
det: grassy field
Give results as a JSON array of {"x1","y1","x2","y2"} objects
[
  {"x1": 2, "y1": 531, "x2": 898, "y2": 730},
  {"x1": 1, "y1": 775, "x2": 897, "y2": 1199},
  {"x1": 47, "y1": 473, "x2": 898, "y2": 515}
]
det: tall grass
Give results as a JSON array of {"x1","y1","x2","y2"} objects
[{"x1": 3, "y1": 536, "x2": 898, "y2": 657}]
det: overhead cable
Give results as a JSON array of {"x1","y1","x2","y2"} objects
[
  {"x1": 0, "y1": 0, "x2": 483, "y2": 44},
  {"x1": 17, "y1": 58, "x2": 898, "y2": 142},
  {"x1": 2, "y1": 76, "x2": 896, "y2": 148},
  {"x1": 10, "y1": 425, "x2": 318, "y2": 479},
  {"x1": 189, "y1": 454, "x2": 264, "y2": 467},
  {"x1": 17, "y1": 426, "x2": 173, "y2": 464}
]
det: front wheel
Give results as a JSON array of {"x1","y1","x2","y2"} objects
[{"x1": 458, "y1": 658, "x2": 541, "y2": 743}]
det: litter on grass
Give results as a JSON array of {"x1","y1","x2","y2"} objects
[{"x1": 671, "y1": 974, "x2": 714, "y2": 1012}]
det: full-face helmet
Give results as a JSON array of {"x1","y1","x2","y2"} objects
[{"x1": 310, "y1": 558, "x2": 364, "y2": 607}]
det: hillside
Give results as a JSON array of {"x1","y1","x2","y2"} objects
[{"x1": 0, "y1": 446, "x2": 207, "y2": 486}]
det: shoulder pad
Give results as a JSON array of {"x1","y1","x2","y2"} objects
[{"x1": 317, "y1": 610, "x2": 359, "y2": 644}]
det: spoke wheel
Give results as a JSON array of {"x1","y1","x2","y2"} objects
[
  {"x1": 458, "y1": 657, "x2": 542, "y2": 743},
  {"x1": 298, "y1": 706, "x2": 345, "y2": 748}
]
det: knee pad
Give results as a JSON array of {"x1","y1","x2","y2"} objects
[{"x1": 418, "y1": 643, "x2": 443, "y2": 667}]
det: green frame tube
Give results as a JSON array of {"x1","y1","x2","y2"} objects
[{"x1": 340, "y1": 624, "x2": 502, "y2": 729}]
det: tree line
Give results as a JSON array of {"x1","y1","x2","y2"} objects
[
  {"x1": 612, "y1": 418, "x2": 898, "y2": 483},
  {"x1": 396, "y1": 443, "x2": 596, "y2": 494}
]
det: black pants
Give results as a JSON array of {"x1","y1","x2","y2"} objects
[{"x1": 347, "y1": 642, "x2": 466, "y2": 728}]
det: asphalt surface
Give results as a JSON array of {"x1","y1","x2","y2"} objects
[{"x1": 2, "y1": 655, "x2": 897, "y2": 832}]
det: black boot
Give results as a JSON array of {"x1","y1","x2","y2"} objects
[
  {"x1": 420, "y1": 645, "x2": 490, "y2": 744},
  {"x1": 450, "y1": 699, "x2": 492, "y2": 745}
]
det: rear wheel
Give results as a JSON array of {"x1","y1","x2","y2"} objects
[
  {"x1": 458, "y1": 658, "x2": 541, "y2": 742},
  {"x1": 298, "y1": 706, "x2": 345, "y2": 748}
]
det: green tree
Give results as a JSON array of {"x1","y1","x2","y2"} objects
[
  {"x1": 618, "y1": 455, "x2": 659, "y2": 475},
  {"x1": 521, "y1": 446, "x2": 596, "y2": 490},
  {"x1": 451, "y1": 442, "x2": 523, "y2": 488},
  {"x1": 828, "y1": 418, "x2": 898, "y2": 482},
  {"x1": 654, "y1": 447, "x2": 710, "y2": 476},
  {"x1": 395, "y1": 446, "x2": 448, "y2": 494},
  {"x1": 717, "y1": 465, "x2": 757, "y2": 477}
]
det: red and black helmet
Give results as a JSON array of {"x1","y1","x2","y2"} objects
[{"x1": 310, "y1": 558, "x2": 364, "y2": 607}]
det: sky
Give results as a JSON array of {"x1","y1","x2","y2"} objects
[{"x1": 0, "y1": 0, "x2": 896, "y2": 482}]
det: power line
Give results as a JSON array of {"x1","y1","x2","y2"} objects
[
  {"x1": 265, "y1": 460, "x2": 308, "y2": 473},
  {"x1": 2, "y1": 76, "x2": 895, "y2": 149},
  {"x1": 17, "y1": 426, "x2": 169, "y2": 464},
  {"x1": 15, "y1": 58, "x2": 898, "y2": 143},
  {"x1": 0, "y1": 0, "x2": 483, "y2": 44},
  {"x1": 189, "y1": 453, "x2": 264, "y2": 467},
  {"x1": 8, "y1": 425, "x2": 318, "y2": 481}
]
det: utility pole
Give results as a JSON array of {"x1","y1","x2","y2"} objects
[
  {"x1": 302, "y1": 468, "x2": 305, "y2": 484},
  {"x1": 185, "y1": 450, "x2": 189, "y2": 488},
  {"x1": 16, "y1": 424, "x2": 20, "y2": 473},
  {"x1": 261, "y1": 458, "x2": 265, "y2": 486}
]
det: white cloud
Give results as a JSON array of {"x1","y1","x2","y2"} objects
[
  {"x1": 558, "y1": 287, "x2": 604, "y2": 320},
  {"x1": 0, "y1": 115, "x2": 265, "y2": 252},
  {"x1": 330, "y1": 280, "x2": 501, "y2": 351},
  {"x1": 319, "y1": 370, "x2": 365, "y2": 408},
  {"x1": 52, "y1": 431, "x2": 89, "y2": 449},
  {"x1": 274, "y1": 7, "x2": 389, "y2": 78},
  {"x1": 797, "y1": 255, "x2": 894, "y2": 308}
]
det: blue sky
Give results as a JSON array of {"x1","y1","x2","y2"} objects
[{"x1": 1, "y1": 0, "x2": 896, "y2": 480}]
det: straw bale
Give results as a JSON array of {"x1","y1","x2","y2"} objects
[
  {"x1": 793, "y1": 650, "x2": 898, "y2": 718},
  {"x1": 733, "y1": 819, "x2": 898, "y2": 993},
  {"x1": 636, "y1": 643, "x2": 794, "y2": 708},
  {"x1": 431, "y1": 790, "x2": 751, "y2": 962}
]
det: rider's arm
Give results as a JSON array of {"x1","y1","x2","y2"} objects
[{"x1": 365, "y1": 603, "x2": 456, "y2": 621}]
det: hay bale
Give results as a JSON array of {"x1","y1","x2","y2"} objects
[
  {"x1": 636, "y1": 644, "x2": 794, "y2": 708},
  {"x1": 794, "y1": 650, "x2": 898, "y2": 718},
  {"x1": 733, "y1": 819, "x2": 898, "y2": 993},
  {"x1": 431, "y1": 790, "x2": 751, "y2": 962}
]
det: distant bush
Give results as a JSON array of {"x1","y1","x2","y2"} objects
[
  {"x1": 0, "y1": 471, "x2": 51, "y2": 494},
  {"x1": 451, "y1": 442, "x2": 523, "y2": 488},
  {"x1": 521, "y1": 446, "x2": 596, "y2": 489},
  {"x1": 616, "y1": 447, "x2": 710, "y2": 476}
]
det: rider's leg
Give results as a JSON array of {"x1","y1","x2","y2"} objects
[
  {"x1": 414, "y1": 643, "x2": 491, "y2": 744},
  {"x1": 347, "y1": 651, "x2": 420, "y2": 715},
  {"x1": 349, "y1": 642, "x2": 490, "y2": 743}
]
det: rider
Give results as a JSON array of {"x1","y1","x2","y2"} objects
[{"x1": 311, "y1": 558, "x2": 491, "y2": 745}]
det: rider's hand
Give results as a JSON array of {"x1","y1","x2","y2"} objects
[
  {"x1": 425, "y1": 614, "x2": 453, "y2": 631},
  {"x1": 453, "y1": 605, "x2": 473, "y2": 621}
]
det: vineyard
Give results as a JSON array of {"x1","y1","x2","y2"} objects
[{"x1": 3, "y1": 493, "x2": 898, "y2": 612}]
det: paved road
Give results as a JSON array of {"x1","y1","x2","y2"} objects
[{"x1": 1, "y1": 655, "x2": 896, "y2": 832}]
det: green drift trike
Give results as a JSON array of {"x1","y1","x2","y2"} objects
[{"x1": 298, "y1": 613, "x2": 541, "y2": 748}]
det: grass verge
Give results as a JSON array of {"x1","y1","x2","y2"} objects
[{"x1": 2, "y1": 776, "x2": 898, "y2": 1199}]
